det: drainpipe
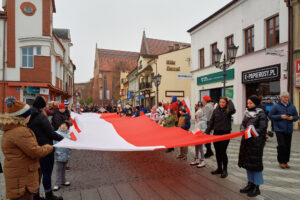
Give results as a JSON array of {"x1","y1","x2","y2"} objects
[
  {"x1": 2, "y1": 16, "x2": 7, "y2": 113},
  {"x1": 287, "y1": 0, "x2": 294, "y2": 102}
]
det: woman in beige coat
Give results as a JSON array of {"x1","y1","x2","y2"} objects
[{"x1": 1, "y1": 97, "x2": 53, "y2": 200}]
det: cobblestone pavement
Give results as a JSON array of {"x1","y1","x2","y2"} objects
[{"x1": 1, "y1": 124, "x2": 300, "y2": 200}]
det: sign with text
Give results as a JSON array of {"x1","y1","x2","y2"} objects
[
  {"x1": 178, "y1": 73, "x2": 193, "y2": 80},
  {"x1": 40, "y1": 88, "x2": 49, "y2": 95},
  {"x1": 296, "y1": 60, "x2": 300, "y2": 87},
  {"x1": 26, "y1": 87, "x2": 40, "y2": 94},
  {"x1": 197, "y1": 69, "x2": 234, "y2": 86},
  {"x1": 242, "y1": 64, "x2": 280, "y2": 84}
]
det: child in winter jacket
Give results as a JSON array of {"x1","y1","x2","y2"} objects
[
  {"x1": 176, "y1": 106, "x2": 191, "y2": 160},
  {"x1": 53, "y1": 121, "x2": 72, "y2": 191}
]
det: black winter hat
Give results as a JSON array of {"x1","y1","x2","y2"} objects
[
  {"x1": 249, "y1": 95, "x2": 261, "y2": 107},
  {"x1": 33, "y1": 96, "x2": 46, "y2": 109}
]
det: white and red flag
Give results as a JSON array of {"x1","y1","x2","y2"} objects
[
  {"x1": 244, "y1": 125, "x2": 259, "y2": 140},
  {"x1": 54, "y1": 112, "x2": 244, "y2": 151}
]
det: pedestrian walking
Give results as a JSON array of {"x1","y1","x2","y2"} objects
[
  {"x1": 202, "y1": 96, "x2": 214, "y2": 158},
  {"x1": 176, "y1": 106, "x2": 191, "y2": 160},
  {"x1": 190, "y1": 103, "x2": 206, "y2": 168},
  {"x1": 268, "y1": 92, "x2": 298, "y2": 169},
  {"x1": 1, "y1": 97, "x2": 53, "y2": 200},
  {"x1": 53, "y1": 121, "x2": 72, "y2": 191},
  {"x1": 163, "y1": 108, "x2": 176, "y2": 153},
  {"x1": 264, "y1": 98, "x2": 275, "y2": 139},
  {"x1": 205, "y1": 97, "x2": 236, "y2": 178},
  {"x1": 27, "y1": 96, "x2": 64, "y2": 200},
  {"x1": 238, "y1": 95, "x2": 267, "y2": 197}
]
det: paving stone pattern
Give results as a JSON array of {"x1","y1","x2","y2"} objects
[{"x1": 1, "y1": 124, "x2": 300, "y2": 200}]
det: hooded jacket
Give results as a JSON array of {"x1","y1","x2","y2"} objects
[
  {"x1": 238, "y1": 108, "x2": 267, "y2": 171},
  {"x1": 54, "y1": 128, "x2": 72, "y2": 162},
  {"x1": 27, "y1": 107, "x2": 63, "y2": 146},
  {"x1": 0, "y1": 115, "x2": 53, "y2": 199}
]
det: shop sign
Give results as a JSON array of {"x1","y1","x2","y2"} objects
[
  {"x1": 197, "y1": 69, "x2": 234, "y2": 86},
  {"x1": 225, "y1": 88, "x2": 234, "y2": 99},
  {"x1": 295, "y1": 60, "x2": 300, "y2": 87},
  {"x1": 26, "y1": 87, "x2": 40, "y2": 94},
  {"x1": 40, "y1": 88, "x2": 49, "y2": 95},
  {"x1": 242, "y1": 64, "x2": 280, "y2": 84},
  {"x1": 167, "y1": 66, "x2": 180, "y2": 71},
  {"x1": 178, "y1": 73, "x2": 193, "y2": 80}
]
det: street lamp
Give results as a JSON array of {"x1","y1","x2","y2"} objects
[
  {"x1": 152, "y1": 73, "x2": 162, "y2": 105},
  {"x1": 214, "y1": 43, "x2": 239, "y2": 96}
]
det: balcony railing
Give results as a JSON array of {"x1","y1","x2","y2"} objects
[{"x1": 139, "y1": 82, "x2": 152, "y2": 90}]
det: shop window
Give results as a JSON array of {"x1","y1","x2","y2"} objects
[
  {"x1": 245, "y1": 26, "x2": 254, "y2": 54},
  {"x1": 226, "y1": 35, "x2": 234, "y2": 60},
  {"x1": 246, "y1": 80, "x2": 280, "y2": 102},
  {"x1": 211, "y1": 43, "x2": 217, "y2": 65},
  {"x1": 266, "y1": 15, "x2": 279, "y2": 48},
  {"x1": 199, "y1": 48, "x2": 204, "y2": 69}
]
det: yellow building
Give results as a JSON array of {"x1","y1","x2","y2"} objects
[
  {"x1": 120, "y1": 71, "x2": 129, "y2": 103},
  {"x1": 136, "y1": 32, "x2": 191, "y2": 109}
]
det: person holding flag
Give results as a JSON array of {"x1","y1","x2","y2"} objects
[
  {"x1": 238, "y1": 95, "x2": 267, "y2": 197},
  {"x1": 205, "y1": 97, "x2": 236, "y2": 178}
]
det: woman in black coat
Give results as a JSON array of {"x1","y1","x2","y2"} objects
[
  {"x1": 205, "y1": 97, "x2": 236, "y2": 178},
  {"x1": 238, "y1": 95, "x2": 267, "y2": 197},
  {"x1": 27, "y1": 96, "x2": 63, "y2": 200}
]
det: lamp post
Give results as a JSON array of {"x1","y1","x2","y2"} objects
[
  {"x1": 152, "y1": 74, "x2": 162, "y2": 105},
  {"x1": 213, "y1": 43, "x2": 239, "y2": 96}
]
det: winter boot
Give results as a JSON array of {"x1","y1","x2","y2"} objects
[
  {"x1": 211, "y1": 168, "x2": 222, "y2": 175},
  {"x1": 240, "y1": 182, "x2": 254, "y2": 193},
  {"x1": 45, "y1": 191, "x2": 63, "y2": 200},
  {"x1": 33, "y1": 193, "x2": 45, "y2": 200},
  {"x1": 221, "y1": 169, "x2": 228, "y2": 178},
  {"x1": 247, "y1": 185, "x2": 260, "y2": 197}
]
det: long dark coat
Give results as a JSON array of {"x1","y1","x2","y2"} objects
[{"x1": 238, "y1": 108, "x2": 267, "y2": 172}]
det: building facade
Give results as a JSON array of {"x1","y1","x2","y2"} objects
[
  {"x1": 0, "y1": 0, "x2": 75, "y2": 113},
  {"x1": 136, "y1": 31, "x2": 191, "y2": 109},
  {"x1": 127, "y1": 67, "x2": 138, "y2": 107},
  {"x1": 188, "y1": 0, "x2": 289, "y2": 123},
  {"x1": 92, "y1": 46, "x2": 139, "y2": 105}
]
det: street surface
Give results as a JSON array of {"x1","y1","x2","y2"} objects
[{"x1": 0, "y1": 123, "x2": 300, "y2": 200}]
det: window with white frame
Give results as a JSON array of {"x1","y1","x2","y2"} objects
[
  {"x1": 22, "y1": 47, "x2": 34, "y2": 68},
  {"x1": 21, "y1": 46, "x2": 42, "y2": 68}
]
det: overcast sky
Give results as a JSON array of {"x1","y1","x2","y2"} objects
[{"x1": 2, "y1": 0, "x2": 231, "y2": 83}]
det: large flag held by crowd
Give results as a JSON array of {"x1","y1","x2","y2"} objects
[{"x1": 54, "y1": 112, "x2": 244, "y2": 151}]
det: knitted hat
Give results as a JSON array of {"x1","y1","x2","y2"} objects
[
  {"x1": 59, "y1": 103, "x2": 66, "y2": 109},
  {"x1": 5, "y1": 96, "x2": 31, "y2": 118},
  {"x1": 249, "y1": 95, "x2": 261, "y2": 107},
  {"x1": 64, "y1": 100, "x2": 70, "y2": 106},
  {"x1": 203, "y1": 95, "x2": 211, "y2": 102},
  {"x1": 33, "y1": 96, "x2": 46, "y2": 109}
]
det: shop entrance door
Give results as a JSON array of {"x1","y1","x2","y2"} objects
[{"x1": 210, "y1": 88, "x2": 222, "y2": 103}]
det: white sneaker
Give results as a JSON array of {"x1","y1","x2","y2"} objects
[
  {"x1": 190, "y1": 159, "x2": 200, "y2": 165},
  {"x1": 63, "y1": 181, "x2": 71, "y2": 186},
  {"x1": 53, "y1": 185, "x2": 60, "y2": 191},
  {"x1": 197, "y1": 160, "x2": 206, "y2": 168}
]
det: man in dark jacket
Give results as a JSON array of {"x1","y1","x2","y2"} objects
[
  {"x1": 27, "y1": 96, "x2": 64, "y2": 200},
  {"x1": 269, "y1": 92, "x2": 298, "y2": 169},
  {"x1": 52, "y1": 103, "x2": 68, "y2": 131}
]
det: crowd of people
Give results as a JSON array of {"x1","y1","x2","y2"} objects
[{"x1": 0, "y1": 91, "x2": 298, "y2": 199}]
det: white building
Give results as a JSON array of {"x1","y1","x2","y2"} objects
[
  {"x1": 0, "y1": 0, "x2": 75, "y2": 112},
  {"x1": 127, "y1": 67, "x2": 139, "y2": 106},
  {"x1": 188, "y1": 0, "x2": 288, "y2": 124}
]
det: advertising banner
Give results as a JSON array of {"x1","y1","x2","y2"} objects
[{"x1": 296, "y1": 60, "x2": 300, "y2": 87}]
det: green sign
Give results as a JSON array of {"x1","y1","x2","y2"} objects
[
  {"x1": 225, "y1": 87, "x2": 234, "y2": 99},
  {"x1": 197, "y1": 69, "x2": 235, "y2": 85},
  {"x1": 26, "y1": 87, "x2": 40, "y2": 94}
]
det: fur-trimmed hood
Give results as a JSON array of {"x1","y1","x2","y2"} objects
[{"x1": 0, "y1": 115, "x2": 27, "y2": 131}]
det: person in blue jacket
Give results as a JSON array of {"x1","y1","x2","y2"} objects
[{"x1": 269, "y1": 92, "x2": 298, "y2": 169}]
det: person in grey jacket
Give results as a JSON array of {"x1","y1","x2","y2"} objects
[
  {"x1": 268, "y1": 92, "x2": 298, "y2": 169},
  {"x1": 53, "y1": 121, "x2": 72, "y2": 191},
  {"x1": 202, "y1": 96, "x2": 214, "y2": 158}
]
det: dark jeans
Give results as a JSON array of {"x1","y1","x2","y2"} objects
[
  {"x1": 275, "y1": 132, "x2": 292, "y2": 164},
  {"x1": 213, "y1": 140, "x2": 230, "y2": 171},
  {"x1": 40, "y1": 150, "x2": 54, "y2": 192}
]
